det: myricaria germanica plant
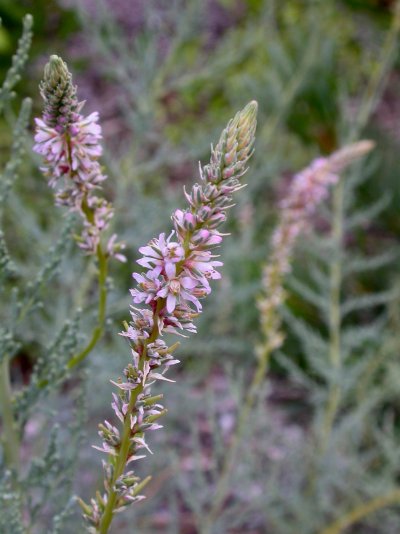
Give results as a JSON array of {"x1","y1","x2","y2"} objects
[
  {"x1": 33, "y1": 55, "x2": 126, "y2": 373},
  {"x1": 78, "y1": 101, "x2": 258, "y2": 533},
  {"x1": 200, "y1": 140, "x2": 376, "y2": 531},
  {"x1": 2, "y1": 8, "x2": 400, "y2": 534},
  {"x1": 257, "y1": 141, "x2": 375, "y2": 364}
]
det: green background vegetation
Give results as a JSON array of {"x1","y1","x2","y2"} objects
[{"x1": 2, "y1": 1, "x2": 400, "y2": 532}]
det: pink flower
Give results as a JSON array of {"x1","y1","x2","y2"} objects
[
  {"x1": 183, "y1": 250, "x2": 223, "y2": 289},
  {"x1": 34, "y1": 112, "x2": 106, "y2": 189},
  {"x1": 34, "y1": 55, "x2": 125, "y2": 260},
  {"x1": 156, "y1": 273, "x2": 204, "y2": 313},
  {"x1": 137, "y1": 232, "x2": 185, "y2": 277},
  {"x1": 131, "y1": 271, "x2": 162, "y2": 305}
]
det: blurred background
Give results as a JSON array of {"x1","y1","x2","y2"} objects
[{"x1": 2, "y1": 0, "x2": 400, "y2": 532}]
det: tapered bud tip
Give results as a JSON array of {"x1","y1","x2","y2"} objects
[
  {"x1": 24, "y1": 14, "x2": 33, "y2": 27},
  {"x1": 244, "y1": 100, "x2": 258, "y2": 115},
  {"x1": 351, "y1": 139, "x2": 375, "y2": 154},
  {"x1": 236, "y1": 100, "x2": 258, "y2": 134},
  {"x1": 44, "y1": 55, "x2": 71, "y2": 85},
  {"x1": 239, "y1": 100, "x2": 258, "y2": 123},
  {"x1": 49, "y1": 54, "x2": 62, "y2": 65},
  {"x1": 39, "y1": 54, "x2": 78, "y2": 128},
  {"x1": 329, "y1": 140, "x2": 375, "y2": 172},
  {"x1": 76, "y1": 497, "x2": 92, "y2": 515}
]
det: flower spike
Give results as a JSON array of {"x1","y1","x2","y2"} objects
[
  {"x1": 80, "y1": 101, "x2": 258, "y2": 531},
  {"x1": 33, "y1": 55, "x2": 125, "y2": 261}
]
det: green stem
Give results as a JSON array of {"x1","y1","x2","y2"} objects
[
  {"x1": 319, "y1": 489, "x2": 400, "y2": 534},
  {"x1": 321, "y1": 179, "x2": 344, "y2": 452},
  {"x1": 38, "y1": 244, "x2": 108, "y2": 389},
  {"x1": 202, "y1": 3, "x2": 400, "y2": 529},
  {"x1": 61, "y1": 132, "x2": 108, "y2": 371},
  {"x1": 56, "y1": 135, "x2": 109, "y2": 374},
  {"x1": 98, "y1": 220, "x2": 195, "y2": 533},
  {"x1": 0, "y1": 356, "x2": 20, "y2": 473},
  {"x1": 67, "y1": 243, "x2": 108, "y2": 370},
  {"x1": 98, "y1": 384, "x2": 143, "y2": 534},
  {"x1": 98, "y1": 302, "x2": 163, "y2": 534}
]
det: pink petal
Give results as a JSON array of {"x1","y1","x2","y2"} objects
[
  {"x1": 181, "y1": 276, "x2": 197, "y2": 289},
  {"x1": 165, "y1": 262, "x2": 176, "y2": 279},
  {"x1": 166, "y1": 294, "x2": 176, "y2": 313}
]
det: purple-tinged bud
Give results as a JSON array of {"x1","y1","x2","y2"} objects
[
  {"x1": 39, "y1": 55, "x2": 79, "y2": 131},
  {"x1": 197, "y1": 205, "x2": 212, "y2": 222},
  {"x1": 224, "y1": 148, "x2": 238, "y2": 166},
  {"x1": 185, "y1": 213, "x2": 196, "y2": 227},
  {"x1": 207, "y1": 212, "x2": 227, "y2": 228}
]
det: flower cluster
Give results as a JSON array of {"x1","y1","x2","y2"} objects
[
  {"x1": 33, "y1": 55, "x2": 125, "y2": 261},
  {"x1": 79, "y1": 101, "x2": 258, "y2": 531},
  {"x1": 257, "y1": 141, "x2": 375, "y2": 358}
]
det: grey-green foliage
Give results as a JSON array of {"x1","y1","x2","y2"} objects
[
  {"x1": 23, "y1": 378, "x2": 88, "y2": 531},
  {"x1": 1, "y1": 1, "x2": 400, "y2": 532},
  {"x1": 26, "y1": 426, "x2": 63, "y2": 521},
  {"x1": 0, "y1": 14, "x2": 33, "y2": 114},
  {"x1": 73, "y1": 0, "x2": 334, "y2": 372},
  {"x1": 59, "y1": 2, "x2": 400, "y2": 533},
  {"x1": 285, "y1": 162, "x2": 398, "y2": 385},
  {"x1": 0, "y1": 15, "x2": 89, "y2": 534},
  {"x1": 95, "y1": 6, "x2": 400, "y2": 534},
  {"x1": 0, "y1": 98, "x2": 32, "y2": 208},
  {"x1": 0, "y1": 230, "x2": 16, "y2": 285},
  {"x1": 14, "y1": 306, "x2": 81, "y2": 428},
  {"x1": 130, "y1": 224, "x2": 400, "y2": 534},
  {"x1": 15, "y1": 216, "x2": 75, "y2": 323},
  {"x1": 239, "y1": 83, "x2": 400, "y2": 532},
  {"x1": 0, "y1": 471, "x2": 25, "y2": 534}
]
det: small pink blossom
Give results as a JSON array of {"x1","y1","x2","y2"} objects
[
  {"x1": 34, "y1": 59, "x2": 125, "y2": 260},
  {"x1": 137, "y1": 232, "x2": 185, "y2": 276},
  {"x1": 131, "y1": 271, "x2": 162, "y2": 305},
  {"x1": 156, "y1": 273, "x2": 203, "y2": 313}
]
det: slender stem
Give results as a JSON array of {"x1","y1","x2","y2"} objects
[
  {"x1": 67, "y1": 243, "x2": 108, "y2": 370},
  {"x1": 319, "y1": 489, "x2": 400, "y2": 534},
  {"x1": 98, "y1": 384, "x2": 144, "y2": 534},
  {"x1": 98, "y1": 302, "x2": 163, "y2": 534},
  {"x1": 39, "y1": 132, "x2": 110, "y2": 381},
  {"x1": 321, "y1": 179, "x2": 344, "y2": 451},
  {"x1": 65, "y1": 133, "x2": 108, "y2": 370},
  {"x1": 307, "y1": 0, "x2": 400, "y2": 495},
  {"x1": 0, "y1": 356, "x2": 20, "y2": 473},
  {"x1": 98, "y1": 219, "x2": 197, "y2": 532},
  {"x1": 37, "y1": 244, "x2": 108, "y2": 390}
]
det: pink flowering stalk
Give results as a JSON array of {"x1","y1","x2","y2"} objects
[
  {"x1": 33, "y1": 55, "x2": 125, "y2": 372},
  {"x1": 33, "y1": 55, "x2": 125, "y2": 261},
  {"x1": 257, "y1": 141, "x2": 375, "y2": 360},
  {"x1": 201, "y1": 141, "x2": 376, "y2": 529},
  {"x1": 78, "y1": 101, "x2": 258, "y2": 533}
]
